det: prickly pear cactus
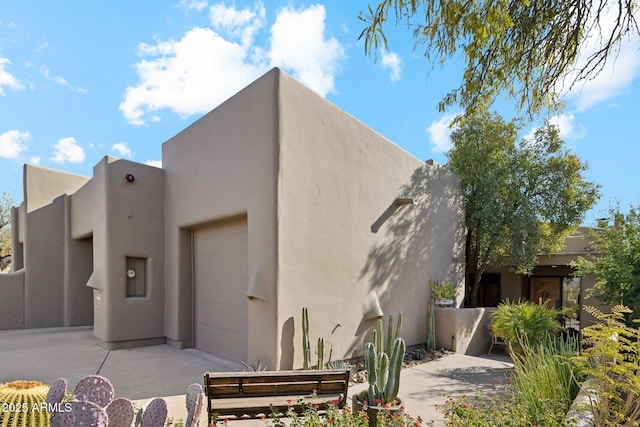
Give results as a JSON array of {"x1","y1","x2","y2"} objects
[
  {"x1": 185, "y1": 384, "x2": 203, "y2": 427},
  {"x1": 0, "y1": 380, "x2": 50, "y2": 427},
  {"x1": 62, "y1": 400, "x2": 108, "y2": 426},
  {"x1": 73, "y1": 375, "x2": 114, "y2": 407},
  {"x1": 139, "y1": 398, "x2": 167, "y2": 427},
  {"x1": 105, "y1": 398, "x2": 134, "y2": 427},
  {"x1": 46, "y1": 378, "x2": 67, "y2": 406}
]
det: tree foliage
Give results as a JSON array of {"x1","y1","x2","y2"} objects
[
  {"x1": 572, "y1": 206, "x2": 640, "y2": 321},
  {"x1": 573, "y1": 305, "x2": 640, "y2": 425},
  {"x1": 358, "y1": 0, "x2": 639, "y2": 117},
  {"x1": 0, "y1": 193, "x2": 13, "y2": 270},
  {"x1": 446, "y1": 113, "x2": 599, "y2": 306}
]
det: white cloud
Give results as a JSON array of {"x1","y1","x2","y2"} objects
[
  {"x1": 28, "y1": 156, "x2": 41, "y2": 165},
  {"x1": 524, "y1": 113, "x2": 586, "y2": 142},
  {"x1": 41, "y1": 66, "x2": 87, "y2": 92},
  {"x1": 209, "y1": 2, "x2": 265, "y2": 47},
  {"x1": 548, "y1": 114, "x2": 586, "y2": 140},
  {"x1": 51, "y1": 137, "x2": 85, "y2": 164},
  {"x1": 41, "y1": 66, "x2": 68, "y2": 86},
  {"x1": 145, "y1": 160, "x2": 162, "y2": 168},
  {"x1": 120, "y1": 27, "x2": 265, "y2": 125},
  {"x1": 112, "y1": 142, "x2": 133, "y2": 158},
  {"x1": 560, "y1": 4, "x2": 640, "y2": 110},
  {"x1": 0, "y1": 58, "x2": 24, "y2": 95},
  {"x1": 427, "y1": 113, "x2": 459, "y2": 153},
  {"x1": 176, "y1": 0, "x2": 208, "y2": 13},
  {"x1": 269, "y1": 4, "x2": 344, "y2": 96},
  {"x1": 0, "y1": 130, "x2": 30, "y2": 159},
  {"x1": 120, "y1": 3, "x2": 345, "y2": 125},
  {"x1": 381, "y1": 50, "x2": 401, "y2": 82}
]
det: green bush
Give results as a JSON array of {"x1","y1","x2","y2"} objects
[{"x1": 490, "y1": 299, "x2": 561, "y2": 352}]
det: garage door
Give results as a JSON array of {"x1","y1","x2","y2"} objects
[{"x1": 194, "y1": 221, "x2": 248, "y2": 361}]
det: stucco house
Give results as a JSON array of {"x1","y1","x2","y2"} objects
[
  {"x1": 0, "y1": 68, "x2": 466, "y2": 369},
  {"x1": 481, "y1": 227, "x2": 601, "y2": 330}
]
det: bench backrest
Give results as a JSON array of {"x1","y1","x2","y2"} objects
[{"x1": 204, "y1": 369, "x2": 350, "y2": 400}]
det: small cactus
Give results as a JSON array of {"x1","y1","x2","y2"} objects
[
  {"x1": 317, "y1": 337, "x2": 325, "y2": 370},
  {"x1": 106, "y1": 398, "x2": 134, "y2": 427},
  {"x1": 0, "y1": 381, "x2": 50, "y2": 427},
  {"x1": 302, "y1": 307, "x2": 311, "y2": 369},
  {"x1": 73, "y1": 375, "x2": 114, "y2": 407},
  {"x1": 46, "y1": 378, "x2": 67, "y2": 406},
  {"x1": 62, "y1": 400, "x2": 108, "y2": 426},
  {"x1": 139, "y1": 397, "x2": 167, "y2": 427},
  {"x1": 185, "y1": 384, "x2": 204, "y2": 427}
]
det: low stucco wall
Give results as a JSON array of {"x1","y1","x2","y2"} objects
[
  {"x1": 435, "y1": 307, "x2": 492, "y2": 355},
  {"x1": 0, "y1": 270, "x2": 25, "y2": 330}
]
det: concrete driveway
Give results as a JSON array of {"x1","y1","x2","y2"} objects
[{"x1": 0, "y1": 327, "x2": 513, "y2": 426}]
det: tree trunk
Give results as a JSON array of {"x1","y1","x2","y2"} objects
[{"x1": 469, "y1": 270, "x2": 482, "y2": 307}]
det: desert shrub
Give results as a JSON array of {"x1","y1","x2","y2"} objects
[
  {"x1": 572, "y1": 305, "x2": 640, "y2": 426},
  {"x1": 442, "y1": 336, "x2": 580, "y2": 426}
]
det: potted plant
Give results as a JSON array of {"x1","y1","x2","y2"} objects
[
  {"x1": 352, "y1": 314, "x2": 406, "y2": 427},
  {"x1": 429, "y1": 279, "x2": 457, "y2": 307}
]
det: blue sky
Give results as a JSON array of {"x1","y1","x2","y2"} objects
[{"x1": 1, "y1": 1, "x2": 638, "y2": 225}]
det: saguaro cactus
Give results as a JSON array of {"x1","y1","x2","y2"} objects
[
  {"x1": 364, "y1": 315, "x2": 406, "y2": 406},
  {"x1": 427, "y1": 298, "x2": 436, "y2": 350},
  {"x1": 302, "y1": 307, "x2": 311, "y2": 369},
  {"x1": 317, "y1": 337, "x2": 326, "y2": 370}
]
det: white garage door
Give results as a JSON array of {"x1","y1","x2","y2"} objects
[{"x1": 194, "y1": 221, "x2": 248, "y2": 361}]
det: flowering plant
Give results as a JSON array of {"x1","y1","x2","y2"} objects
[{"x1": 212, "y1": 395, "x2": 427, "y2": 426}]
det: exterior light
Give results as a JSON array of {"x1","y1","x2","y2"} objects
[{"x1": 125, "y1": 174, "x2": 135, "y2": 184}]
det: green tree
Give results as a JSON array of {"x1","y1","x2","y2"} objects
[
  {"x1": 572, "y1": 207, "x2": 640, "y2": 321},
  {"x1": 0, "y1": 193, "x2": 13, "y2": 270},
  {"x1": 358, "y1": 0, "x2": 639, "y2": 117},
  {"x1": 447, "y1": 113, "x2": 599, "y2": 306}
]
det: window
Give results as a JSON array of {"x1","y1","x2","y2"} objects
[{"x1": 561, "y1": 277, "x2": 580, "y2": 329}]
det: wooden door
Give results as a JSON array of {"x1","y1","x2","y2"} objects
[{"x1": 530, "y1": 277, "x2": 561, "y2": 309}]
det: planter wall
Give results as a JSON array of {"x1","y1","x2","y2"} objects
[{"x1": 434, "y1": 307, "x2": 494, "y2": 355}]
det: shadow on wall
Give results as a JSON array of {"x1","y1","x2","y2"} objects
[
  {"x1": 280, "y1": 317, "x2": 295, "y2": 370},
  {"x1": 351, "y1": 163, "x2": 465, "y2": 353}
]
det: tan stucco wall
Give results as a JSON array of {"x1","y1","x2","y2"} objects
[
  {"x1": 276, "y1": 72, "x2": 466, "y2": 368},
  {"x1": 23, "y1": 196, "x2": 66, "y2": 327},
  {"x1": 10, "y1": 205, "x2": 24, "y2": 271},
  {"x1": 70, "y1": 179, "x2": 94, "y2": 240},
  {"x1": 434, "y1": 307, "x2": 492, "y2": 354},
  {"x1": 90, "y1": 158, "x2": 165, "y2": 346},
  {"x1": 0, "y1": 270, "x2": 25, "y2": 330},
  {"x1": 24, "y1": 164, "x2": 89, "y2": 213},
  {"x1": 20, "y1": 195, "x2": 93, "y2": 328},
  {"x1": 162, "y1": 69, "x2": 280, "y2": 363}
]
